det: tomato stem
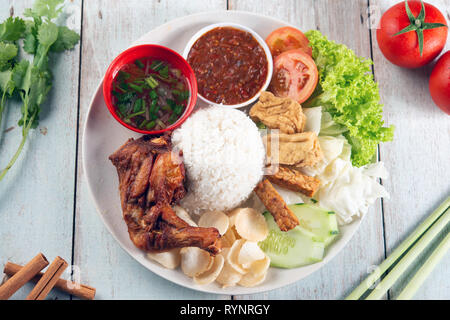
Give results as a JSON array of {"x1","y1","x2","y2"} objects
[{"x1": 393, "y1": 0, "x2": 448, "y2": 57}]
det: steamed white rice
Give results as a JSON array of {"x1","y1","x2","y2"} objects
[{"x1": 172, "y1": 106, "x2": 265, "y2": 214}]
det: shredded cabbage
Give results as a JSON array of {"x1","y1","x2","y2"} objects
[
  {"x1": 315, "y1": 159, "x2": 389, "y2": 225},
  {"x1": 304, "y1": 30, "x2": 394, "y2": 167}
]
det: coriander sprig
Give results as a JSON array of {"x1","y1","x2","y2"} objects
[{"x1": 0, "y1": 0, "x2": 80, "y2": 181}]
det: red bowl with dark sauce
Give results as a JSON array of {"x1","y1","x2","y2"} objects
[{"x1": 183, "y1": 23, "x2": 273, "y2": 108}]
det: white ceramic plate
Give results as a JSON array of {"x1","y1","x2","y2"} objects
[{"x1": 83, "y1": 11, "x2": 362, "y2": 295}]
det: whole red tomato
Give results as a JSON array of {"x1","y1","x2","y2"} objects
[
  {"x1": 429, "y1": 51, "x2": 450, "y2": 114},
  {"x1": 377, "y1": 1, "x2": 448, "y2": 68}
]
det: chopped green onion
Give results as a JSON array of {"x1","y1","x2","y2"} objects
[
  {"x1": 166, "y1": 98, "x2": 176, "y2": 109},
  {"x1": 156, "y1": 119, "x2": 166, "y2": 128},
  {"x1": 176, "y1": 90, "x2": 190, "y2": 101},
  {"x1": 149, "y1": 100, "x2": 157, "y2": 113},
  {"x1": 116, "y1": 85, "x2": 126, "y2": 93},
  {"x1": 146, "y1": 120, "x2": 156, "y2": 129},
  {"x1": 125, "y1": 110, "x2": 146, "y2": 119},
  {"x1": 133, "y1": 98, "x2": 143, "y2": 112},
  {"x1": 168, "y1": 113, "x2": 178, "y2": 124},
  {"x1": 117, "y1": 103, "x2": 128, "y2": 114},
  {"x1": 173, "y1": 105, "x2": 183, "y2": 115},
  {"x1": 176, "y1": 82, "x2": 185, "y2": 90},
  {"x1": 162, "y1": 105, "x2": 171, "y2": 111},
  {"x1": 170, "y1": 68, "x2": 181, "y2": 78},
  {"x1": 145, "y1": 76, "x2": 159, "y2": 89},
  {"x1": 116, "y1": 110, "x2": 124, "y2": 119},
  {"x1": 128, "y1": 83, "x2": 143, "y2": 93},
  {"x1": 118, "y1": 70, "x2": 131, "y2": 80},
  {"x1": 139, "y1": 120, "x2": 148, "y2": 128},
  {"x1": 159, "y1": 65, "x2": 169, "y2": 78},
  {"x1": 256, "y1": 122, "x2": 267, "y2": 129},
  {"x1": 133, "y1": 80, "x2": 145, "y2": 84},
  {"x1": 149, "y1": 90, "x2": 158, "y2": 100},
  {"x1": 135, "y1": 59, "x2": 145, "y2": 69},
  {"x1": 150, "y1": 60, "x2": 165, "y2": 71}
]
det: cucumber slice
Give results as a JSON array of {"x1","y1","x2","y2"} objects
[
  {"x1": 259, "y1": 212, "x2": 325, "y2": 268},
  {"x1": 290, "y1": 203, "x2": 339, "y2": 246}
]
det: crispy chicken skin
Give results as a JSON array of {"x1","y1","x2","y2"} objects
[
  {"x1": 109, "y1": 134, "x2": 221, "y2": 255},
  {"x1": 264, "y1": 131, "x2": 323, "y2": 168},
  {"x1": 250, "y1": 91, "x2": 306, "y2": 134},
  {"x1": 254, "y1": 179, "x2": 299, "y2": 231},
  {"x1": 268, "y1": 166, "x2": 321, "y2": 197}
]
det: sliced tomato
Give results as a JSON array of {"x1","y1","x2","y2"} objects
[
  {"x1": 269, "y1": 49, "x2": 318, "y2": 104},
  {"x1": 266, "y1": 27, "x2": 312, "y2": 58}
]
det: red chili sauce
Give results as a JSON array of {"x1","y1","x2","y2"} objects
[{"x1": 187, "y1": 27, "x2": 268, "y2": 105}]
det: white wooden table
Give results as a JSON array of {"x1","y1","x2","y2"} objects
[{"x1": 0, "y1": 0, "x2": 449, "y2": 300}]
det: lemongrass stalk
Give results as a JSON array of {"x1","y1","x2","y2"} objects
[
  {"x1": 365, "y1": 207, "x2": 450, "y2": 300},
  {"x1": 346, "y1": 196, "x2": 450, "y2": 300},
  {"x1": 396, "y1": 231, "x2": 450, "y2": 300}
]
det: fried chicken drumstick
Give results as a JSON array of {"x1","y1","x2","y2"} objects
[{"x1": 109, "y1": 134, "x2": 221, "y2": 255}]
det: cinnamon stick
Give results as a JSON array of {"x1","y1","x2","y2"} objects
[
  {"x1": 3, "y1": 262, "x2": 96, "y2": 300},
  {"x1": 0, "y1": 253, "x2": 49, "y2": 300},
  {"x1": 26, "y1": 256, "x2": 68, "y2": 300}
]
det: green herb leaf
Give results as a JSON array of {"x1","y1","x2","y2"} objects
[
  {"x1": 37, "y1": 21, "x2": 58, "y2": 46},
  {"x1": 50, "y1": 26, "x2": 80, "y2": 52},
  {"x1": 0, "y1": 42, "x2": 18, "y2": 70},
  {"x1": 31, "y1": 0, "x2": 65, "y2": 20},
  {"x1": 0, "y1": 17, "x2": 26, "y2": 42},
  {"x1": 0, "y1": 70, "x2": 15, "y2": 96},
  {"x1": 23, "y1": 33, "x2": 37, "y2": 54}
]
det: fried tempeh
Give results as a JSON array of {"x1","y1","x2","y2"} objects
[
  {"x1": 267, "y1": 166, "x2": 321, "y2": 197},
  {"x1": 254, "y1": 179, "x2": 299, "y2": 231}
]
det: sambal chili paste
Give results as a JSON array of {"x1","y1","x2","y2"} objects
[{"x1": 187, "y1": 27, "x2": 268, "y2": 105}]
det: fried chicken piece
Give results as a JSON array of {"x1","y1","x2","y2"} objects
[
  {"x1": 254, "y1": 179, "x2": 299, "y2": 231},
  {"x1": 267, "y1": 166, "x2": 321, "y2": 197},
  {"x1": 263, "y1": 131, "x2": 323, "y2": 168},
  {"x1": 250, "y1": 91, "x2": 306, "y2": 134},
  {"x1": 109, "y1": 134, "x2": 221, "y2": 255}
]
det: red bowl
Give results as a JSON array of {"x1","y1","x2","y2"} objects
[{"x1": 103, "y1": 44, "x2": 198, "y2": 135}]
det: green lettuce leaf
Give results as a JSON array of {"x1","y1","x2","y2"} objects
[{"x1": 304, "y1": 30, "x2": 394, "y2": 167}]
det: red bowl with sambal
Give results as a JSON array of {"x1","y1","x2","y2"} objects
[{"x1": 103, "y1": 44, "x2": 198, "y2": 134}]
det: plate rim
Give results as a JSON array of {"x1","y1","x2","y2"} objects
[{"x1": 82, "y1": 10, "x2": 363, "y2": 295}]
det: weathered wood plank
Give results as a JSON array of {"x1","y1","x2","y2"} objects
[
  {"x1": 370, "y1": 0, "x2": 450, "y2": 300},
  {"x1": 75, "y1": 0, "x2": 229, "y2": 299},
  {"x1": 0, "y1": 0, "x2": 82, "y2": 300},
  {"x1": 229, "y1": 0, "x2": 387, "y2": 300}
]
